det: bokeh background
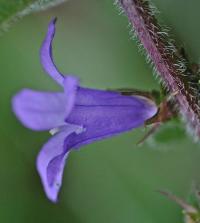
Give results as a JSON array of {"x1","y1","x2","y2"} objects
[{"x1": 1, "y1": 0, "x2": 200, "y2": 222}]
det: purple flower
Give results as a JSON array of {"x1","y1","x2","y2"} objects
[{"x1": 12, "y1": 18, "x2": 157, "y2": 203}]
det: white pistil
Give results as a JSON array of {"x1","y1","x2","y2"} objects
[
  {"x1": 49, "y1": 127, "x2": 60, "y2": 135},
  {"x1": 49, "y1": 124, "x2": 86, "y2": 136}
]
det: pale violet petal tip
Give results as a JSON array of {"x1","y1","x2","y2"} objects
[
  {"x1": 40, "y1": 18, "x2": 64, "y2": 86},
  {"x1": 12, "y1": 89, "x2": 66, "y2": 131}
]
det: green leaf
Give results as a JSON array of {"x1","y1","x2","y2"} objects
[{"x1": 0, "y1": 0, "x2": 67, "y2": 33}]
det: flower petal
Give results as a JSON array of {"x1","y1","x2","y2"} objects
[
  {"x1": 40, "y1": 18, "x2": 64, "y2": 86},
  {"x1": 12, "y1": 89, "x2": 66, "y2": 131},
  {"x1": 65, "y1": 88, "x2": 157, "y2": 148},
  {"x1": 36, "y1": 124, "x2": 84, "y2": 202},
  {"x1": 63, "y1": 76, "x2": 79, "y2": 118}
]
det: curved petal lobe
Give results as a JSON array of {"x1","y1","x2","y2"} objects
[
  {"x1": 36, "y1": 124, "x2": 84, "y2": 202},
  {"x1": 40, "y1": 18, "x2": 64, "y2": 86},
  {"x1": 12, "y1": 89, "x2": 66, "y2": 131}
]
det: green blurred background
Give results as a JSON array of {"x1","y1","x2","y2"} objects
[{"x1": 1, "y1": 0, "x2": 200, "y2": 222}]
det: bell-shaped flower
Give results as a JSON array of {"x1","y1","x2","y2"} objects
[{"x1": 12, "y1": 18, "x2": 157, "y2": 203}]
